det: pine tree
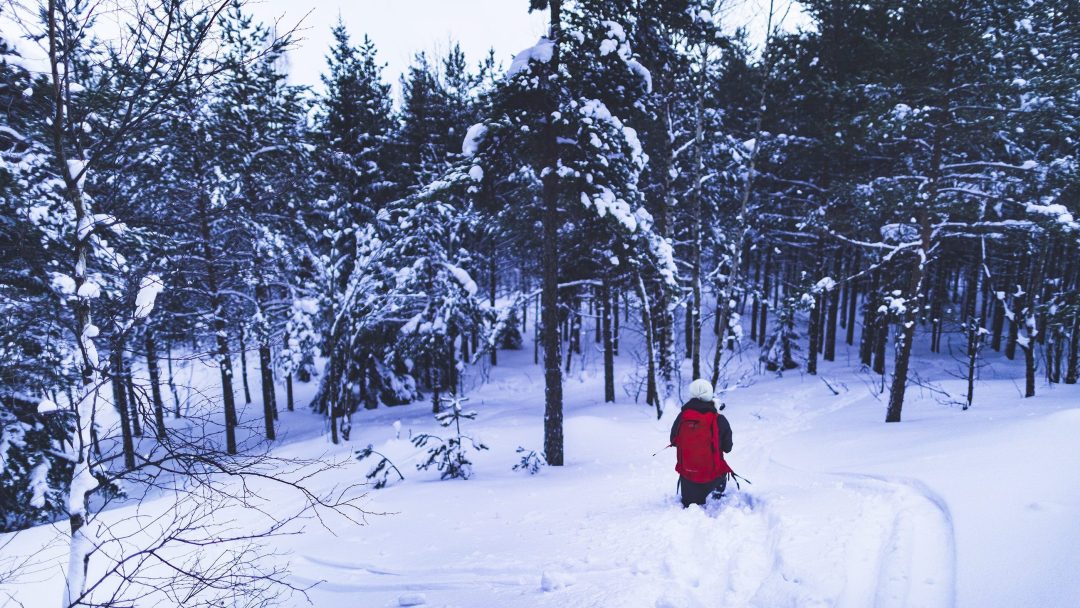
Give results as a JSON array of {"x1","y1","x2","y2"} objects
[
  {"x1": 455, "y1": 0, "x2": 679, "y2": 463},
  {"x1": 0, "y1": 34, "x2": 80, "y2": 531},
  {"x1": 211, "y1": 3, "x2": 311, "y2": 440},
  {"x1": 313, "y1": 21, "x2": 401, "y2": 441}
]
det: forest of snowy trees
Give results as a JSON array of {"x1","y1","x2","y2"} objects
[{"x1": 1, "y1": 0, "x2": 1079, "y2": 604}]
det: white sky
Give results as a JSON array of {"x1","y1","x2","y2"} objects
[
  {"x1": 1, "y1": 0, "x2": 808, "y2": 98},
  {"x1": 246, "y1": 0, "x2": 549, "y2": 95},
  {"x1": 246, "y1": 0, "x2": 809, "y2": 98}
]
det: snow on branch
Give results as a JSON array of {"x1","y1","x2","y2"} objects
[{"x1": 507, "y1": 37, "x2": 555, "y2": 78}]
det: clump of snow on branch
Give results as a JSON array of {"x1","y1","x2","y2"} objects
[
  {"x1": 599, "y1": 21, "x2": 628, "y2": 58},
  {"x1": 507, "y1": 37, "x2": 555, "y2": 78},
  {"x1": 880, "y1": 223, "x2": 919, "y2": 243},
  {"x1": 446, "y1": 264, "x2": 478, "y2": 296},
  {"x1": 462, "y1": 123, "x2": 488, "y2": 156},
  {"x1": 133, "y1": 274, "x2": 164, "y2": 318},
  {"x1": 1026, "y1": 202, "x2": 1077, "y2": 230},
  {"x1": 814, "y1": 277, "x2": 837, "y2": 293}
]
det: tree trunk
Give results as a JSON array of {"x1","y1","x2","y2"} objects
[
  {"x1": 807, "y1": 293, "x2": 821, "y2": 375},
  {"x1": 199, "y1": 187, "x2": 238, "y2": 454},
  {"x1": 642, "y1": 19, "x2": 678, "y2": 411},
  {"x1": 1023, "y1": 244, "x2": 1047, "y2": 397},
  {"x1": 602, "y1": 276, "x2": 615, "y2": 402},
  {"x1": 255, "y1": 278, "x2": 276, "y2": 440},
  {"x1": 145, "y1": 329, "x2": 167, "y2": 439},
  {"x1": 759, "y1": 253, "x2": 770, "y2": 347},
  {"x1": 448, "y1": 328, "x2": 460, "y2": 398},
  {"x1": 1005, "y1": 294, "x2": 1020, "y2": 360},
  {"x1": 990, "y1": 292, "x2": 1005, "y2": 351},
  {"x1": 166, "y1": 339, "x2": 181, "y2": 417},
  {"x1": 238, "y1": 324, "x2": 252, "y2": 404},
  {"x1": 846, "y1": 275, "x2": 859, "y2": 347},
  {"x1": 593, "y1": 290, "x2": 601, "y2": 344},
  {"x1": 886, "y1": 207, "x2": 932, "y2": 423},
  {"x1": 684, "y1": 297, "x2": 693, "y2": 359},
  {"x1": 111, "y1": 348, "x2": 136, "y2": 470},
  {"x1": 432, "y1": 351, "x2": 442, "y2": 414},
  {"x1": 709, "y1": 295, "x2": 728, "y2": 387},
  {"x1": 964, "y1": 253, "x2": 982, "y2": 409},
  {"x1": 689, "y1": 48, "x2": 706, "y2": 381},
  {"x1": 824, "y1": 273, "x2": 839, "y2": 361},
  {"x1": 612, "y1": 287, "x2": 620, "y2": 356},
  {"x1": 1065, "y1": 311, "x2": 1079, "y2": 385},
  {"x1": 259, "y1": 340, "x2": 276, "y2": 439},
  {"x1": 541, "y1": 0, "x2": 564, "y2": 466},
  {"x1": 125, "y1": 358, "x2": 142, "y2": 438},
  {"x1": 873, "y1": 310, "x2": 888, "y2": 376},
  {"x1": 886, "y1": 308, "x2": 917, "y2": 422},
  {"x1": 782, "y1": 314, "x2": 795, "y2": 371},
  {"x1": 637, "y1": 277, "x2": 661, "y2": 418},
  {"x1": 839, "y1": 257, "x2": 849, "y2": 331},
  {"x1": 1024, "y1": 343, "x2": 1036, "y2": 397},
  {"x1": 286, "y1": 373, "x2": 295, "y2": 411},
  {"x1": 490, "y1": 247, "x2": 498, "y2": 365},
  {"x1": 521, "y1": 269, "x2": 528, "y2": 333},
  {"x1": 564, "y1": 306, "x2": 576, "y2": 373},
  {"x1": 324, "y1": 326, "x2": 344, "y2": 444},
  {"x1": 929, "y1": 265, "x2": 947, "y2": 353},
  {"x1": 861, "y1": 273, "x2": 878, "y2": 366},
  {"x1": 1047, "y1": 328, "x2": 1062, "y2": 384},
  {"x1": 750, "y1": 257, "x2": 760, "y2": 343},
  {"x1": 572, "y1": 298, "x2": 582, "y2": 356}
]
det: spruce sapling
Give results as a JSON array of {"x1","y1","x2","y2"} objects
[
  {"x1": 355, "y1": 445, "x2": 406, "y2": 489},
  {"x1": 412, "y1": 395, "x2": 487, "y2": 479},
  {"x1": 512, "y1": 447, "x2": 546, "y2": 475}
]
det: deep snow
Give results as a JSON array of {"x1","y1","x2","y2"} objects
[{"x1": 3, "y1": 320, "x2": 1079, "y2": 608}]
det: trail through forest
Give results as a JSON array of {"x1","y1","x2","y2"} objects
[{"x1": 263, "y1": 341, "x2": 1072, "y2": 608}]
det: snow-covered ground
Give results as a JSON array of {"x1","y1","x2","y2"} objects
[{"x1": 3, "y1": 323, "x2": 1079, "y2": 608}]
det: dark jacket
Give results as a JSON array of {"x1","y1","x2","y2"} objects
[{"x1": 669, "y1": 398, "x2": 733, "y2": 454}]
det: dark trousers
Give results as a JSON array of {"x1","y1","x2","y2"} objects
[{"x1": 679, "y1": 474, "x2": 727, "y2": 508}]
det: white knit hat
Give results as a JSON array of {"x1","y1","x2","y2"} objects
[{"x1": 688, "y1": 378, "x2": 714, "y2": 402}]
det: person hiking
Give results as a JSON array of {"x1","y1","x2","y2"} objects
[{"x1": 669, "y1": 379, "x2": 733, "y2": 508}]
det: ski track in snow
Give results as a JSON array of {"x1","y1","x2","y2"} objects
[{"x1": 287, "y1": 376, "x2": 959, "y2": 608}]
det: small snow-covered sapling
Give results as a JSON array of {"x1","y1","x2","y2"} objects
[
  {"x1": 412, "y1": 395, "x2": 488, "y2": 480},
  {"x1": 355, "y1": 445, "x2": 405, "y2": 489},
  {"x1": 512, "y1": 446, "x2": 546, "y2": 475}
]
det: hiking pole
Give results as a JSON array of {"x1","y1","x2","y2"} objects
[{"x1": 729, "y1": 471, "x2": 752, "y2": 491}]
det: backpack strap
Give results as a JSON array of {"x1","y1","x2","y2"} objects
[{"x1": 709, "y1": 412, "x2": 721, "y2": 475}]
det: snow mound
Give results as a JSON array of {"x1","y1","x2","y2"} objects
[
  {"x1": 540, "y1": 570, "x2": 575, "y2": 591},
  {"x1": 397, "y1": 593, "x2": 426, "y2": 606}
]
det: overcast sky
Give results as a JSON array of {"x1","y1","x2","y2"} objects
[
  {"x1": 246, "y1": 0, "x2": 548, "y2": 94},
  {"x1": 1, "y1": 1, "x2": 807, "y2": 99},
  {"x1": 245, "y1": 0, "x2": 809, "y2": 98}
]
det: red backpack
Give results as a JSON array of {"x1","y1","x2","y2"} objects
[{"x1": 674, "y1": 409, "x2": 732, "y2": 483}]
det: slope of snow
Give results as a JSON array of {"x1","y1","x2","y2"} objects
[{"x1": 2, "y1": 320, "x2": 1078, "y2": 608}]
